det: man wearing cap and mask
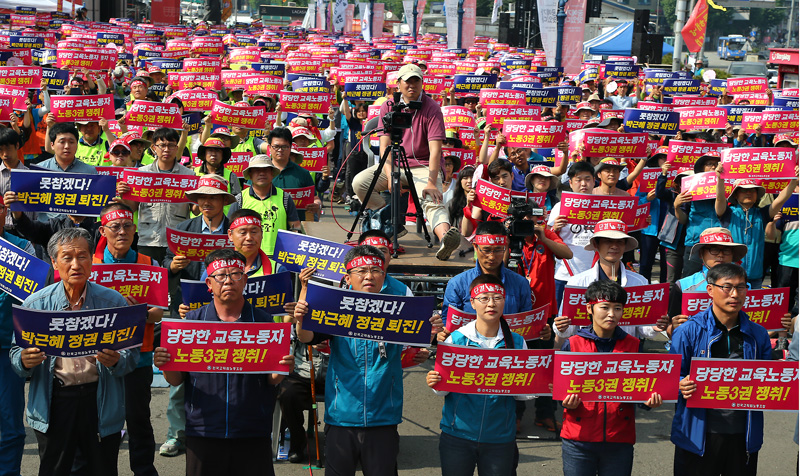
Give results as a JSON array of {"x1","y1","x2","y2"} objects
[
  {"x1": 553, "y1": 219, "x2": 669, "y2": 345},
  {"x1": 352, "y1": 63, "x2": 464, "y2": 261},
  {"x1": 715, "y1": 170, "x2": 798, "y2": 290},
  {"x1": 227, "y1": 153, "x2": 302, "y2": 255}
]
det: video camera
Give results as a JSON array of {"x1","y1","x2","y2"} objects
[
  {"x1": 506, "y1": 196, "x2": 545, "y2": 269},
  {"x1": 382, "y1": 91, "x2": 421, "y2": 143}
]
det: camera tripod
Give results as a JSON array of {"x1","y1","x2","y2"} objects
[{"x1": 346, "y1": 135, "x2": 433, "y2": 258}]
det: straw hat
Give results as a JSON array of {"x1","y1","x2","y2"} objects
[
  {"x1": 585, "y1": 219, "x2": 639, "y2": 252},
  {"x1": 185, "y1": 174, "x2": 235, "y2": 205},
  {"x1": 689, "y1": 227, "x2": 748, "y2": 262},
  {"x1": 525, "y1": 165, "x2": 558, "y2": 192},
  {"x1": 728, "y1": 178, "x2": 765, "y2": 205},
  {"x1": 243, "y1": 154, "x2": 278, "y2": 180},
  {"x1": 197, "y1": 137, "x2": 231, "y2": 164}
]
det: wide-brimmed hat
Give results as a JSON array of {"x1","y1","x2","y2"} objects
[
  {"x1": 728, "y1": 178, "x2": 765, "y2": 205},
  {"x1": 243, "y1": 154, "x2": 278, "y2": 180},
  {"x1": 290, "y1": 148, "x2": 304, "y2": 164},
  {"x1": 595, "y1": 157, "x2": 625, "y2": 174},
  {"x1": 587, "y1": 93, "x2": 601, "y2": 102},
  {"x1": 574, "y1": 102, "x2": 594, "y2": 114},
  {"x1": 689, "y1": 227, "x2": 748, "y2": 262},
  {"x1": 525, "y1": 165, "x2": 558, "y2": 191},
  {"x1": 119, "y1": 131, "x2": 152, "y2": 148},
  {"x1": 646, "y1": 146, "x2": 669, "y2": 167},
  {"x1": 210, "y1": 127, "x2": 240, "y2": 148},
  {"x1": 693, "y1": 151, "x2": 721, "y2": 174},
  {"x1": 147, "y1": 65, "x2": 164, "y2": 76},
  {"x1": 185, "y1": 174, "x2": 235, "y2": 205},
  {"x1": 443, "y1": 154, "x2": 461, "y2": 173},
  {"x1": 597, "y1": 116, "x2": 622, "y2": 128},
  {"x1": 585, "y1": 219, "x2": 639, "y2": 252},
  {"x1": 291, "y1": 127, "x2": 316, "y2": 141},
  {"x1": 774, "y1": 134, "x2": 798, "y2": 147},
  {"x1": 197, "y1": 137, "x2": 231, "y2": 164}
]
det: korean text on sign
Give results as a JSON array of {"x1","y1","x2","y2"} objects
[
  {"x1": 687, "y1": 358, "x2": 798, "y2": 411},
  {"x1": 166, "y1": 228, "x2": 232, "y2": 262},
  {"x1": 121, "y1": 170, "x2": 198, "y2": 203},
  {"x1": 682, "y1": 288, "x2": 790, "y2": 331},
  {"x1": 560, "y1": 283, "x2": 669, "y2": 326},
  {"x1": 181, "y1": 272, "x2": 294, "y2": 315},
  {"x1": 433, "y1": 344, "x2": 554, "y2": 396},
  {"x1": 552, "y1": 352, "x2": 681, "y2": 402},
  {"x1": 89, "y1": 263, "x2": 168, "y2": 309},
  {"x1": 10, "y1": 170, "x2": 115, "y2": 216},
  {"x1": 272, "y1": 230, "x2": 350, "y2": 282},
  {"x1": 159, "y1": 319, "x2": 292, "y2": 374},
  {"x1": 0, "y1": 237, "x2": 48, "y2": 302}
]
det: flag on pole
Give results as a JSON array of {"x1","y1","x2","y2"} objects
[
  {"x1": 491, "y1": 0, "x2": 502, "y2": 23},
  {"x1": 681, "y1": 0, "x2": 709, "y2": 53}
]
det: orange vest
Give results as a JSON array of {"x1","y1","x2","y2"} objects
[
  {"x1": 19, "y1": 112, "x2": 47, "y2": 163},
  {"x1": 93, "y1": 251, "x2": 157, "y2": 352},
  {"x1": 559, "y1": 332, "x2": 640, "y2": 445}
]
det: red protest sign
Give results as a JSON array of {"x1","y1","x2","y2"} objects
[
  {"x1": 174, "y1": 89, "x2": 217, "y2": 112},
  {"x1": 56, "y1": 49, "x2": 116, "y2": 70},
  {"x1": 210, "y1": 100, "x2": 267, "y2": 129},
  {"x1": 166, "y1": 227, "x2": 233, "y2": 261},
  {"x1": 445, "y1": 305, "x2": 550, "y2": 340},
  {"x1": 682, "y1": 288, "x2": 790, "y2": 331},
  {"x1": 0, "y1": 95, "x2": 14, "y2": 122},
  {"x1": 726, "y1": 77, "x2": 769, "y2": 95},
  {"x1": 639, "y1": 102, "x2": 675, "y2": 112},
  {"x1": 484, "y1": 105, "x2": 541, "y2": 128},
  {"x1": 426, "y1": 61, "x2": 456, "y2": 76},
  {"x1": 160, "y1": 319, "x2": 292, "y2": 374},
  {"x1": 433, "y1": 344, "x2": 554, "y2": 396},
  {"x1": 89, "y1": 263, "x2": 168, "y2": 309},
  {"x1": 479, "y1": 88, "x2": 527, "y2": 106},
  {"x1": 95, "y1": 166, "x2": 135, "y2": 181},
  {"x1": 581, "y1": 131, "x2": 648, "y2": 158},
  {"x1": 676, "y1": 107, "x2": 727, "y2": 130},
  {"x1": 734, "y1": 93, "x2": 770, "y2": 105},
  {"x1": 671, "y1": 96, "x2": 719, "y2": 107},
  {"x1": 170, "y1": 72, "x2": 222, "y2": 91},
  {"x1": 122, "y1": 170, "x2": 198, "y2": 203},
  {"x1": 279, "y1": 90, "x2": 331, "y2": 115},
  {"x1": 422, "y1": 75, "x2": 453, "y2": 95},
  {"x1": 229, "y1": 48, "x2": 260, "y2": 65},
  {"x1": 560, "y1": 283, "x2": 669, "y2": 326},
  {"x1": 560, "y1": 192, "x2": 638, "y2": 226},
  {"x1": 224, "y1": 151, "x2": 251, "y2": 178},
  {"x1": 442, "y1": 106, "x2": 476, "y2": 129},
  {"x1": 50, "y1": 94, "x2": 114, "y2": 122},
  {"x1": 288, "y1": 59, "x2": 323, "y2": 74},
  {"x1": 442, "y1": 147, "x2": 476, "y2": 168},
  {"x1": 687, "y1": 358, "x2": 798, "y2": 411},
  {"x1": 297, "y1": 147, "x2": 327, "y2": 173},
  {"x1": 666, "y1": 140, "x2": 731, "y2": 167},
  {"x1": 0, "y1": 66, "x2": 41, "y2": 88},
  {"x1": 474, "y1": 178, "x2": 511, "y2": 218},
  {"x1": 760, "y1": 110, "x2": 800, "y2": 134},
  {"x1": 503, "y1": 120, "x2": 565, "y2": 148},
  {"x1": 183, "y1": 57, "x2": 222, "y2": 74},
  {"x1": 680, "y1": 171, "x2": 718, "y2": 201},
  {"x1": 553, "y1": 352, "x2": 681, "y2": 402},
  {"x1": 190, "y1": 37, "x2": 224, "y2": 55},
  {"x1": 125, "y1": 100, "x2": 183, "y2": 129},
  {"x1": 243, "y1": 75, "x2": 283, "y2": 96},
  {"x1": 721, "y1": 147, "x2": 797, "y2": 180},
  {"x1": 638, "y1": 167, "x2": 662, "y2": 193},
  {"x1": 283, "y1": 186, "x2": 315, "y2": 210}
]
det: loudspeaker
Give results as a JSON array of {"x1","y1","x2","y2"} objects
[
  {"x1": 648, "y1": 33, "x2": 664, "y2": 64},
  {"x1": 633, "y1": 9, "x2": 650, "y2": 33},
  {"x1": 632, "y1": 32, "x2": 664, "y2": 64},
  {"x1": 586, "y1": 0, "x2": 602, "y2": 20},
  {"x1": 499, "y1": 12, "x2": 511, "y2": 44}
]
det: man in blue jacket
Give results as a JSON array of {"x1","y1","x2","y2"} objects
[
  {"x1": 10, "y1": 227, "x2": 139, "y2": 476},
  {"x1": 670, "y1": 263, "x2": 772, "y2": 476},
  {"x1": 293, "y1": 245, "x2": 438, "y2": 476}
]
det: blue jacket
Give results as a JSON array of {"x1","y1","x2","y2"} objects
[
  {"x1": 439, "y1": 320, "x2": 527, "y2": 443},
  {"x1": 0, "y1": 233, "x2": 34, "y2": 348},
  {"x1": 320, "y1": 282, "x2": 408, "y2": 428},
  {"x1": 10, "y1": 281, "x2": 138, "y2": 438},
  {"x1": 442, "y1": 262, "x2": 532, "y2": 325},
  {"x1": 685, "y1": 200, "x2": 721, "y2": 248},
  {"x1": 669, "y1": 305, "x2": 772, "y2": 455},
  {"x1": 183, "y1": 301, "x2": 277, "y2": 439},
  {"x1": 724, "y1": 205, "x2": 769, "y2": 281}
]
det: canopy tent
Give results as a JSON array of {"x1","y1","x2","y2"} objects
[
  {"x1": 0, "y1": 0, "x2": 76, "y2": 13},
  {"x1": 583, "y1": 22, "x2": 674, "y2": 57}
]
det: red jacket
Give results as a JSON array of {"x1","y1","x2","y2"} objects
[{"x1": 560, "y1": 330, "x2": 640, "y2": 445}]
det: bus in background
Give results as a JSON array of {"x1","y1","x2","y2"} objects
[{"x1": 717, "y1": 35, "x2": 747, "y2": 60}]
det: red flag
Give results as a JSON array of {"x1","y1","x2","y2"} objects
[{"x1": 681, "y1": 0, "x2": 708, "y2": 53}]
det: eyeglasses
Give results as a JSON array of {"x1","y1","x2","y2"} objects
[
  {"x1": 104, "y1": 222, "x2": 135, "y2": 233},
  {"x1": 478, "y1": 247, "x2": 506, "y2": 255},
  {"x1": 705, "y1": 247, "x2": 733, "y2": 256},
  {"x1": 110, "y1": 149, "x2": 130, "y2": 156},
  {"x1": 210, "y1": 271, "x2": 245, "y2": 283},
  {"x1": 270, "y1": 144, "x2": 291, "y2": 151},
  {"x1": 472, "y1": 295, "x2": 505, "y2": 304},
  {"x1": 710, "y1": 283, "x2": 748, "y2": 295},
  {"x1": 348, "y1": 267, "x2": 385, "y2": 277},
  {"x1": 153, "y1": 143, "x2": 178, "y2": 150}
]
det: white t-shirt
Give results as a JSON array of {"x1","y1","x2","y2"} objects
[{"x1": 547, "y1": 201, "x2": 596, "y2": 281}]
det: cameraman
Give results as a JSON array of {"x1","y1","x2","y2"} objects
[{"x1": 352, "y1": 64, "x2": 462, "y2": 261}]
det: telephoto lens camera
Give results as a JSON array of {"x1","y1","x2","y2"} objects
[
  {"x1": 506, "y1": 196, "x2": 545, "y2": 269},
  {"x1": 382, "y1": 91, "x2": 421, "y2": 143}
]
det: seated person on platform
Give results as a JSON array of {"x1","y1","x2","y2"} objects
[{"x1": 464, "y1": 159, "x2": 514, "y2": 236}]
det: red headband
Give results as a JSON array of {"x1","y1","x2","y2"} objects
[
  {"x1": 362, "y1": 236, "x2": 390, "y2": 249},
  {"x1": 470, "y1": 283, "x2": 506, "y2": 299},
  {"x1": 230, "y1": 216, "x2": 262, "y2": 230},
  {"x1": 101, "y1": 210, "x2": 133, "y2": 225},
  {"x1": 197, "y1": 176, "x2": 227, "y2": 191},
  {"x1": 587, "y1": 299, "x2": 610, "y2": 306},
  {"x1": 474, "y1": 235, "x2": 508, "y2": 246},
  {"x1": 206, "y1": 259, "x2": 245, "y2": 276},
  {"x1": 345, "y1": 255, "x2": 385, "y2": 271}
]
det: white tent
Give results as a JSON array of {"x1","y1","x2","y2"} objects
[{"x1": 0, "y1": 0, "x2": 76, "y2": 13}]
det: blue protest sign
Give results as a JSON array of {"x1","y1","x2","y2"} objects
[
  {"x1": 238, "y1": 37, "x2": 257, "y2": 46},
  {"x1": 252, "y1": 62, "x2": 286, "y2": 76},
  {"x1": 181, "y1": 272, "x2": 294, "y2": 314},
  {"x1": 525, "y1": 87, "x2": 560, "y2": 107},
  {"x1": 708, "y1": 79, "x2": 727, "y2": 96},
  {"x1": 10, "y1": 170, "x2": 116, "y2": 216},
  {"x1": 720, "y1": 104, "x2": 765, "y2": 126},
  {"x1": 273, "y1": 230, "x2": 351, "y2": 282},
  {"x1": 502, "y1": 58, "x2": 532, "y2": 70},
  {"x1": 41, "y1": 68, "x2": 69, "y2": 89},
  {"x1": 291, "y1": 78, "x2": 330, "y2": 93},
  {"x1": 303, "y1": 281, "x2": 434, "y2": 345},
  {"x1": 782, "y1": 194, "x2": 798, "y2": 222},
  {"x1": 286, "y1": 73, "x2": 320, "y2": 83},
  {"x1": 149, "y1": 58, "x2": 184, "y2": 74},
  {"x1": 13, "y1": 303, "x2": 148, "y2": 357},
  {"x1": 259, "y1": 41, "x2": 281, "y2": 50},
  {"x1": 9, "y1": 36, "x2": 43, "y2": 49},
  {"x1": 531, "y1": 71, "x2": 560, "y2": 84},
  {"x1": 96, "y1": 32, "x2": 125, "y2": 46},
  {"x1": 576, "y1": 68, "x2": 598, "y2": 84},
  {"x1": 0, "y1": 238, "x2": 49, "y2": 302},
  {"x1": 183, "y1": 112, "x2": 204, "y2": 135},
  {"x1": 774, "y1": 96, "x2": 799, "y2": 109},
  {"x1": 643, "y1": 69, "x2": 674, "y2": 85},
  {"x1": 672, "y1": 71, "x2": 693, "y2": 80},
  {"x1": 150, "y1": 83, "x2": 168, "y2": 100},
  {"x1": 557, "y1": 86, "x2": 581, "y2": 105},
  {"x1": 344, "y1": 81, "x2": 386, "y2": 101},
  {"x1": 623, "y1": 109, "x2": 680, "y2": 136},
  {"x1": 604, "y1": 63, "x2": 639, "y2": 80},
  {"x1": 448, "y1": 48, "x2": 468, "y2": 59},
  {"x1": 454, "y1": 74, "x2": 498, "y2": 93},
  {"x1": 662, "y1": 79, "x2": 701, "y2": 95}
]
